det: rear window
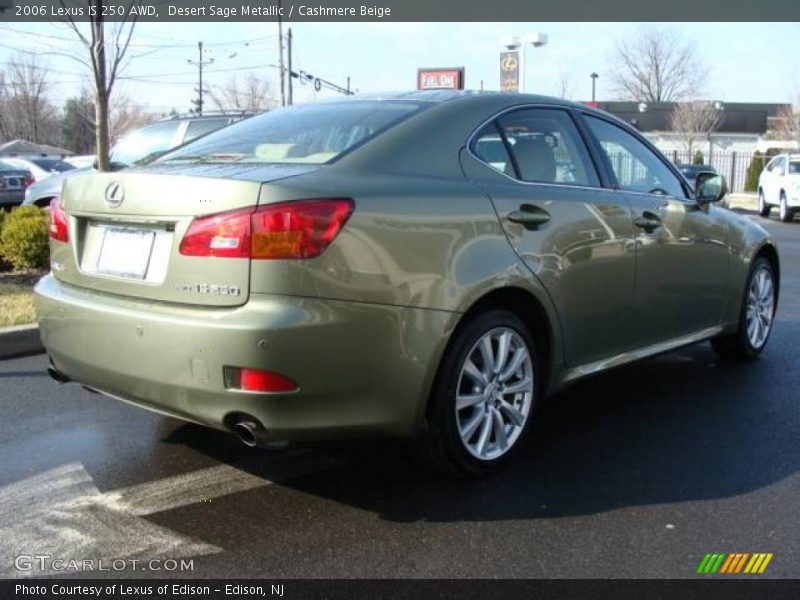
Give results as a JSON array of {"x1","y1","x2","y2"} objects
[
  {"x1": 789, "y1": 161, "x2": 800, "y2": 174},
  {"x1": 159, "y1": 101, "x2": 428, "y2": 165},
  {"x1": 30, "y1": 159, "x2": 75, "y2": 173},
  {"x1": 184, "y1": 118, "x2": 231, "y2": 142}
]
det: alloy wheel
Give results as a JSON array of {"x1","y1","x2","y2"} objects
[
  {"x1": 454, "y1": 327, "x2": 534, "y2": 461},
  {"x1": 745, "y1": 266, "x2": 775, "y2": 350}
]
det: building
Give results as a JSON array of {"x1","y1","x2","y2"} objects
[
  {"x1": 583, "y1": 101, "x2": 797, "y2": 192},
  {"x1": 0, "y1": 140, "x2": 73, "y2": 159},
  {"x1": 589, "y1": 101, "x2": 796, "y2": 157}
]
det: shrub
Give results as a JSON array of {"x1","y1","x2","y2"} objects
[
  {"x1": 744, "y1": 151, "x2": 766, "y2": 192},
  {"x1": 692, "y1": 150, "x2": 705, "y2": 165},
  {"x1": 0, "y1": 206, "x2": 49, "y2": 271}
]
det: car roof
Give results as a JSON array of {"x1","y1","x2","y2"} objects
[{"x1": 325, "y1": 89, "x2": 580, "y2": 108}]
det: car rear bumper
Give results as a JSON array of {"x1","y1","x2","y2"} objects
[
  {"x1": 35, "y1": 274, "x2": 454, "y2": 441},
  {"x1": 0, "y1": 190, "x2": 24, "y2": 206}
]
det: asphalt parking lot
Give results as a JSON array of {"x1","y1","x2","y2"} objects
[{"x1": 1, "y1": 211, "x2": 798, "y2": 580}]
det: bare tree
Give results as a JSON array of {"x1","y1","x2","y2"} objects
[
  {"x1": 670, "y1": 101, "x2": 721, "y2": 156},
  {"x1": 609, "y1": 28, "x2": 708, "y2": 103},
  {"x1": 59, "y1": 0, "x2": 141, "y2": 171},
  {"x1": 109, "y1": 92, "x2": 156, "y2": 143},
  {"x1": 554, "y1": 66, "x2": 574, "y2": 100},
  {"x1": 0, "y1": 56, "x2": 61, "y2": 144},
  {"x1": 775, "y1": 100, "x2": 800, "y2": 144},
  {"x1": 209, "y1": 73, "x2": 276, "y2": 113}
]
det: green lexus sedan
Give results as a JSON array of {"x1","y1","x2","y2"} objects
[{"x1": 35, "y1": 92, "x2": 779, "y2": 477}]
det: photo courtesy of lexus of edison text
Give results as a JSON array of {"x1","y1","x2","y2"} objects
[{"x1": 0, "y1": 1, "x2": 799, "y2": 599}]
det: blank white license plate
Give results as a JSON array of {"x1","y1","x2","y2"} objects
[{"x1": 96, "y1": 228, "x2": 156, "y2": 279}]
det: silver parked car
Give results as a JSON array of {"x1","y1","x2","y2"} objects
[{"x1": 23, "y1": 112, "x2": 253, "y2": 207}]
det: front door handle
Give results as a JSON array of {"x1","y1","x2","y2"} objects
[
  {"x1": 633, "y1": 211, "x2": 662, "y2": 233},
  {"x1": 508, "y1": 205, "x2": 550, "y2": 229}
]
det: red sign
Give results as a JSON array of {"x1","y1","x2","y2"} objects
[{"x1": 417, "y1": 68, "x2": 465, "y2": 91}]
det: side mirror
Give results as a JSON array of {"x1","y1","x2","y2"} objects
[{"x1": 695, "y1": 172, "x2": 727, "y2": 205}]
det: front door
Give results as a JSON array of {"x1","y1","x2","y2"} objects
[{"x1": 581, "y1": 114, "x2": 729, "y2": 346}]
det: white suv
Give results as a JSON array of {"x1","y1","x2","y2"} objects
[{"x1": 758, "y1": 153, "x2": 800, "y2": 222}]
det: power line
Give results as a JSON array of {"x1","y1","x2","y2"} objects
[{"x1": 0, "y1": 26, "x2": 278, "y2": 49}]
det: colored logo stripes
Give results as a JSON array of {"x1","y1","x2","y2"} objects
[{"x1": 696, "y1": 552, "x2": 773, "y2": 574}]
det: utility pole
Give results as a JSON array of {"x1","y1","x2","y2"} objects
[
  {"x1": 188, "y1": 41, "x2": 214, "y2": 115},
  {"x1": 277, "y1": 1, "x2": 286, "y2": 107},
  {"x1": 590, "y1": 72, "x2": 599, "y2": 103},
  {"x1": 287, "y1": 28, "x2": 293, "y2": 105}
]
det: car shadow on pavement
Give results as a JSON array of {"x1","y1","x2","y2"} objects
[{"x1": 165, "y1": 320, "x2": 800, "y2": 524}]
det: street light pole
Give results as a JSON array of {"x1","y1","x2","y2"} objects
[
  {"x1": 502, "y1": 33, "x2": 547, "y2": 93},
  {"x1": 590, "y1": 72, "x2": 599, "y2": 103}
]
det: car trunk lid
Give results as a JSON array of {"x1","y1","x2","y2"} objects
[{"x1": 54, "y1": 164, "x2": 317, "y2": 307}]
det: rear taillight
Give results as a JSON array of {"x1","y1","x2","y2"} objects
[
  {"x1": 179, "y1": 198, "x2": 354, "y2": 260},
  {"x1": 250, "y1": 198, "x2": 354, "y2": 259},
  {"x1": 23, "y1": 176, "x2": 34, "y2": 187},
  {"x1": 178, "y1": 207, "x2": 251, "y2": 258},
  {"x1": 49, "y1": 198, "x2": 69, "y2": 243}
]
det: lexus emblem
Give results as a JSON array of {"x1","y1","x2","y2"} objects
[{"x1": 105, "y1": 182, "x2": 125, "y2": 208}]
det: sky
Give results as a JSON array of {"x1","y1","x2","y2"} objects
[{"x1": 0, "y1": 21, "x2": 798, "y2": 115}]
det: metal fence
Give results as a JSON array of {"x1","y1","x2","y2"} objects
[{"x1": 661, "y1": 149, "x2": 765, "y2": 194}]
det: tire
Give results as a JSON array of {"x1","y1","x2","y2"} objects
[
  {"x1": 416, "y1": 309, "x2": 540, "y2": 478},
  {"x1": 758, "y1": 190, "x2": 771, "y2": 217},
  {"x1": 779, "y1": 192, "x2": 794, "y2": 222},
  {"x1": 711, "y1": 257, "x2": 777, "y2": 360}
]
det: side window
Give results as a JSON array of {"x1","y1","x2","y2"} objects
[
  {"x1": 471, "y1": 123, "x2": 513, "y2": 175},
  {"x1": 496, "y1": 108, "x2": 599, "y2": 186},
  {"x1": 184, "y1": 118, "x2": 230, "y2": 143},
  {"x1": 584, "y1": 115, "x2": 687, "y2": 199}
]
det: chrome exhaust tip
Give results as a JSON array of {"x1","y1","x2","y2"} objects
[
  {"x1": 233, "y1": 420, "x2": 261, "y2": 448},
  {"x1": 47, "y1": 365, "x2": 70, "y2": 384},
  {"x1": 232, "y1": 418, "x2": 289, "y2": 451}
]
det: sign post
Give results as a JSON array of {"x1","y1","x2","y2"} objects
[{"x1": 500, "y1": 51, "x2": 520, "y2": 93}]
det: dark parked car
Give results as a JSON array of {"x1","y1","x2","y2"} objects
[
  {"x1": 677, "y1": 163, "x2": 718, "y2": 189},
  {"x1": 0, "y1": 160, "x2": 33, "y2": 207},
  {"x1": 23, "y1": 111, "x2": 255, "y2": 207}
]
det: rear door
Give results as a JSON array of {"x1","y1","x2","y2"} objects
[
  {"x1": 762, "y1": 157, "x2": 784, "y2": 204},
  {"x1": 463, "y1": 106, "x2": 637, "y2": 367},
  {"x1": 580, "y1": 113, "x2": 729, "y2": 346}
]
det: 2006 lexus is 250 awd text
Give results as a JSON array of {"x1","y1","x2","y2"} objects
[{"x1": 36, "y1": 91, "x2": 780, "y2": 477}]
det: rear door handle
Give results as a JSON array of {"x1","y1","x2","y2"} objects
[
  {"x1": 508, "y1": 205, "x2": 550, "y2": 229},
  {"x1": 633, "y1": 211, "x2": 662, "y2": 233}
]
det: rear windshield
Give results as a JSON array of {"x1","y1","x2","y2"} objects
[
  {"x1": 159, "y1": 101, "x2": 428, "y2": 165},
  {"x1": 30, "y1": 159, "x2": 75, "y2": 172}
]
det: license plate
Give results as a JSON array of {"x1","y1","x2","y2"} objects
[
  {"x1": 6, "y1": 178, "x2": 21, "y2": 188},
  {"x1": 96, "y1": 228, "x2": 156, "y2": 279}
]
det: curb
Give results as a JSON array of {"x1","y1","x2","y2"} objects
[{"x1": 0, "y1": 323, "x2": 43, "y2": 359}]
